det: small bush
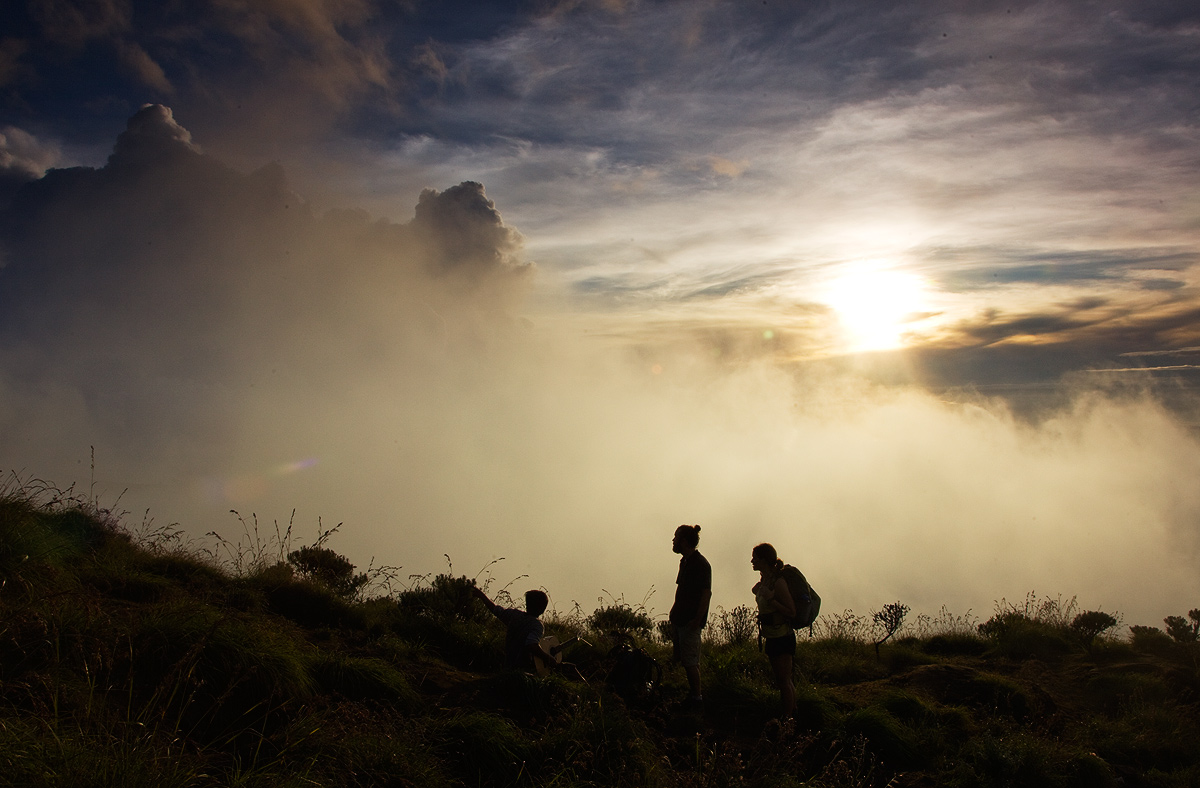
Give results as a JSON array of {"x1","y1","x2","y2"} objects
[
  {"x1": 1164, "y1": 610, "x2": 1200, "y2": 643},
  {"x1": 287, "y1": 545, "x2": 368, "y2": 600},
  {"x1": 872, "y1": 601, "x2": 910, "y2": 654},
  {"x1": 1129, "y1": 625, "x2": 1175, "y2": 656},
  {"x1": 978, "y1": 612, "x2": 1074, "y2": 659},
  {"x1": 397, "y1": 573, "x2": 487, "y2": 624},
  {"x1": 1071, "y1": 610, "x2": 1119, "y2": 648},
  {"x1": 588, "y1": 602, "x2": 654, "y2": 641},
  {"x1": 710, "y1": 604, "x2": 758, "y2": 646},
  {"x1": 264, "y1": 577, "x2": 359, "y2": 628}
]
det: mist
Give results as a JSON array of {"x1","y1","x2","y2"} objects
[{"x1": 2, "y1": 107, "x2": 1198, "y2": 629}]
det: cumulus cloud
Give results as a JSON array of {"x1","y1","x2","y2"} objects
[
  {"x1": 0, "y1": 104, "x2": 530, "y2": 469},
  {"x1": 0, "y1": 125, "x2": 60, "y2": 207}
]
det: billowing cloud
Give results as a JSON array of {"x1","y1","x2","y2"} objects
[
  {"x1": 0, "y1": 125, "x2": 60, "y2": 207},
  {"x1": 0, "y1": 104, "x2": 529, "y2": 467}
]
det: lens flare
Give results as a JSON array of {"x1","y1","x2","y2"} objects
[{"x1": 198, "y1": 457, "x2": 320, "y2": 504}]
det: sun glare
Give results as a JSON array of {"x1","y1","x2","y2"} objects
[{"x1": 822, "y1": 261, "x2": 929, "y2": 353}]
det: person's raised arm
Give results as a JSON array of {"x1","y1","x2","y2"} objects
[{"x1": 471, "y1": 584, "x2": 501, "y2": 617}]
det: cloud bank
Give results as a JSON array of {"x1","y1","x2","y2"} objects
[{"x1": 2, "y1": 106, "x2": 1199, "y2": 629}]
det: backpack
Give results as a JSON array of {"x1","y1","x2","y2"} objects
[
  {"x1": 607, "y1": 640, "x2": 662, "y2": 703},
  {"x1": 780, "y1": 564, "x2": 821, "y2": 631}
]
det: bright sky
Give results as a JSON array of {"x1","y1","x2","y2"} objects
[{"x1": 2, "y1": 0, "x2": 1200, "y2": 627}]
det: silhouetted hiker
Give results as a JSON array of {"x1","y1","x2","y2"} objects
[
  {"x1": 752, "y1": 543, "x2": 797, "y2": 718},
  {"x1": 471, "y1": 586, "x2": 559, "y2": 674},
  {"x1": 669, "y1": 524, "x2": 711, "y2": 710}
]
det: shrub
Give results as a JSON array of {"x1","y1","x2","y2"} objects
[
  {"x1": 711, "y1": 604, "x2": 758, "y2": 646},
  {"x1": 264, "y1": 577, "x2": 359, "y2": 628},
  {"x1": 1164, "y1": 610, "x2": 1200, "y2": 643},
  {"x1": 1129, "y1": 624, "x2": 1175, "y2": 655},
  {"x1": 978, "y1": 612, "x2": 1073, "y2": 659},
  {"x1": 872, "y1": 601, "x2": 910, "y2": 655},
  {"x1": 1070, "y1": 610, "x2": 1119, "y2": 648},
  {"x1": 287, "y1": 545, "x2": 368, "y2": 600},
  {"x1": 397, "y1": 573, "x2": 487, "y2": 624},
  {"x1": 588, "y1": 602, "x2": 654, "y2": 641}
]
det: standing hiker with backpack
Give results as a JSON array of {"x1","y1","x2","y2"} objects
[{"x1": 751, "y1": 543, "x2": 798, "y2": 718}]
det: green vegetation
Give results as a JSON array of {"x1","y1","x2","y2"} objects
[{"x1": 2, "y1": 478, "x2": 1199, "y2": 787}]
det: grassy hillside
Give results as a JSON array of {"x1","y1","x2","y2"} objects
[{"x1": 1, "y1": 479, "x2": 1198, "y2": 787}]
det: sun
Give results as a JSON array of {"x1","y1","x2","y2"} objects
[{"x1": 821, "y1": 261, "x2": 930, "y2": 353}]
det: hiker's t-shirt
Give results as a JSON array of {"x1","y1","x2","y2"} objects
[
  {"x1": 670, "y1": 551, "x2": 712, "y2": 627},
  {"x1": 494, "y1": 607, "x2": 544, "y2": 669}
]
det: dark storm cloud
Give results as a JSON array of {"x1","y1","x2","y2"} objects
[{"x1": 0, "y1": 104, "x2": 529, "y2": 461}]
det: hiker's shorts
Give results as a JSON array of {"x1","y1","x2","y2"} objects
[
  {"x1": 764, "y1": 630, "x2": 796, "y2": 658},
  {"x1": 672, "y1": 624, "x2": 703, "y2": 668}
]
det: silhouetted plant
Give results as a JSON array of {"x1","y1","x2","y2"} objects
[
  {"x1": 1164, "y1": 610, "x2": 1200, "y2": 643},
  {"x1": 978, "y1": 609, "x2": 1074, "y2": 659},
  {"x1": 588, "y1": 600, "x2": 654, "y2": 640},
  {"x1": 710, "y1": 604, "x2": 757, "y2": 646},
  {"x1": 872, "y1": 601, "x2": 910, "y2": 656},
  {"x1": 1129, "y1": 624, "x2": 1175, "y2": 655},
  {"x1": 287, "y1": 545, "x2": 368, "y2": 600},
  {"x1": 397, "y1": 572, "x2": 488, "y2": 623},
  {"x1": 817, "y1": 609, "x2": 869, "y2": 642},
  {"x1": 908, "y1": 605, "x2": 980, "y2": 639},
  {"x1": 204, "y1": 509, "x2": 295, "y2": 576},
  {"x1": 1070, "y1": 610, "x2": 1119, "y2": 648}
]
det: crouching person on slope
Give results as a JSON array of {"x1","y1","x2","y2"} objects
[{"x1": 471, "y1": 585, "x2": 561, "y2": 674}]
